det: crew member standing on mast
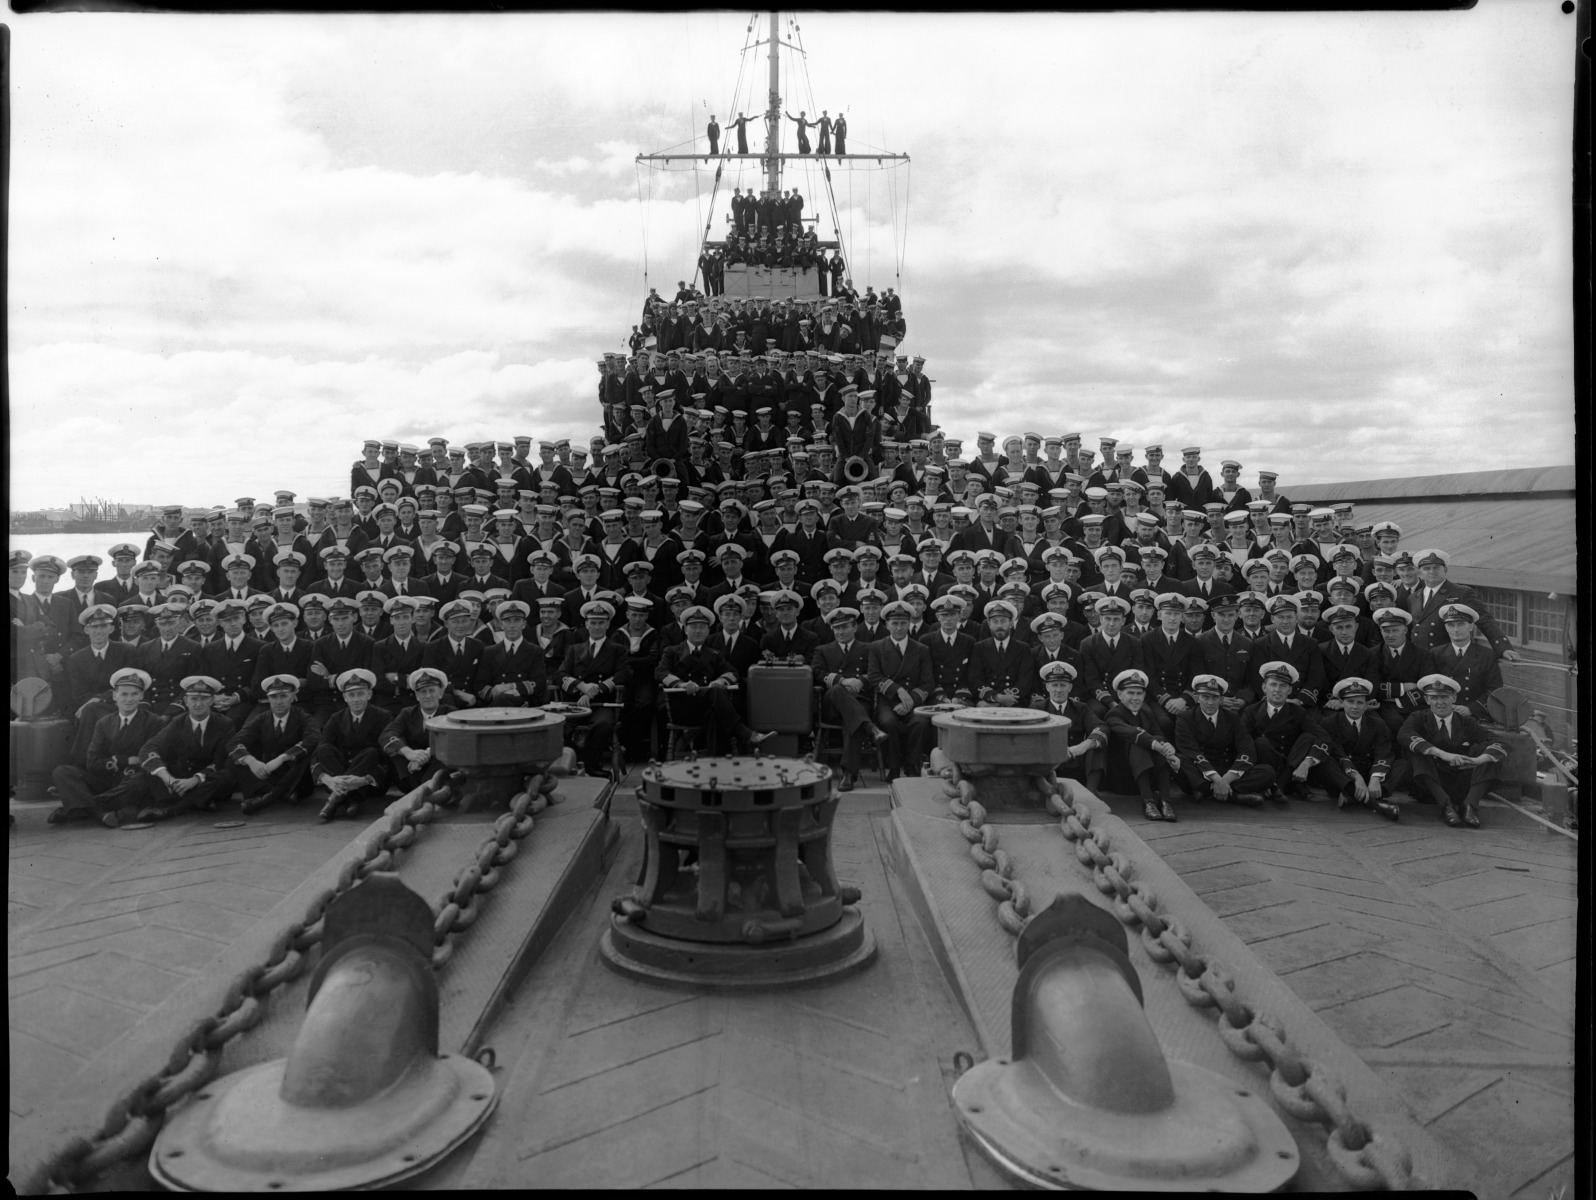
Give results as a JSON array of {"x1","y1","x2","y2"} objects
[
  {"x1": 706, "y1": 113, "x2": 720, "y2": 157},
  {"x1": 815, "y1": 111, "x2": 833, "y2": 155},
  {"x1": 729, "y1": 111, "x2": 753, "y2": 155},
  {"x1": 833, "y1": 112, "x2": 847, "y2": 156},
  {"x1": 786, "y1": 110, "x2": 814, "y2": 154}
]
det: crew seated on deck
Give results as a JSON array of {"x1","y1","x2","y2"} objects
[{"x1": 19, "y1": 404, "x2": 1527, "y2": 833}]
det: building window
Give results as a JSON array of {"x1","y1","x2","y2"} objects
[
  {"x1": 1524, "y1": 593, "x2": 1568, "y2": 651},
  {"x1": 1474, "y1": 587, "x2": 1520, "y2": 641}
]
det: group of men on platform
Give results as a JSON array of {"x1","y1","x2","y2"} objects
[
  {"x1": 632, "y1": 290, "x2": 904, "y2": 358},
  {"x1": 13, "y1": 413, "x2": 1519, "y2": 831}
]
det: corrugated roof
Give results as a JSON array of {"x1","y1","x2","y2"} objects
[
  {"x1": 1338, "y1": 497, "x2": 1577, "y2": 595},
  {"x1": 1290, "y1": 466, "x2": 1576, "y2": 503}
]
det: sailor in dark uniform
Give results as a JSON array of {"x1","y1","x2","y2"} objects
[
  {"x1": 310, "y1": 668, "x2": 392, "y2": 821},
  {"x1": 48, "y1": 667, "x2": 168, "y2": 825},
  {"x1": 1246, "y1": 594, "x2": 1326, "y2": 707},
  {"x1": 813, "y1": 607, "x2": 885, "y2": 790},
  {"x1": 968, "y1": 599, "x2": 1038, "y2": 708},
  {"x1": 137, "y1": 601, "x2": 202, "y2": 715},
  {"x1": 1105, "y1": 668, "x2": 1182, "y2": 822},
  {"x1": 472, "y1": 596, "x2": 549, "y2": 702},
  {"x1": 228, "y1": 673, "x2": 321, "y2": 813},
  {"x1": 1431, "y1": 602, "x2": 1503, "y2": 718},
  {"x1": 1310, "y1": 676, "x2": 1401, "y2": 820},
  {"x1": 1032, "y1": 659, "x2": 1107, "y2": 791},
  {"x1": 1175, "y1": 674, "x2": 1274, "y2": 810},
  {"x1": 1076, "y1": 595, "x2": 1146, "y2": 719},
  {"x1": 421, "y1": 599, "x2": 486, "y2": 709},
  {"x1": 1242, "y1": 660, "x2": 1328, "y2": 801},
  {"x1": 920, "y1": 594, "x2": 974, "y2": 705},
  {"x1": 1407, "y1": 549, "x2": 1517, "y2": 660},
  {"x1": 1399, "y1": 673, "x2": 1508, "y2": 828},
  {"x1": 656, "y1": 606, "x2": 773, "y2": 754},
  {"x1": 122, "y1": 674, "x2": 238, "y2": 822},
  {"x1": 379, "y1": 666, "x2": 451, "y2": 792}
]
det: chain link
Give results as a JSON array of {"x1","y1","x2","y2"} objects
[
  {"x1": 930, "y1": 752, "x2": 1033, "y2": 937},
  {"x1": 1045, "y1": 775, "x2": 1417, "y2": 1191},
  {"x1": 18, "y1": 771, "x2": 453, "y2": 1195},
  {"x1": 429, "y1": 773, "x2": 550, "y2": 968}
]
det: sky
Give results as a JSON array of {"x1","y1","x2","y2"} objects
[{"x1": 7, "y1": 5, "x2": 1578, "y2": 511}]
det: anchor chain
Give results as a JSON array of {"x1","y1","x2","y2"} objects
[
  {"x1": 933, "y1": 750, "x2": 1032, "y2": 936},
  {"x1": 1042, "y1": 777, "x2": 1418, "y2": 1192},
  {"x1": 430, "y1": 770, "x2": 558, "y2": 968},
  {"x1": 18, "y1": 772, "x2": 455, "y2": 1195}
]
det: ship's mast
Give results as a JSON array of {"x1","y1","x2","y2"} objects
[
  {"x1": 764, "y1": 10, "x2": 782, "y2": 197},
  {"x1": 633, "y1": 13, "x2": 911, "y2": 285}
]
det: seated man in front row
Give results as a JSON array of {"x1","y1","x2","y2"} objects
[
  {"x1": 380, "y1": 666, "x2": 453, "y2": 792},
  {"x1": 1104, "y1": 668, "x2": 1182, "y2": 823},
  {"x1": 812, "y1": 606, "x2": 888, "y2": 792},
  {"x1": 311, "y1": 668, "x2": 393, "y2": 822},
  {"x1": 227, "y1": 672, "x2": 321, "y2": 814},
  {"x1": 656, "y1": 605, "x2": 775, "y2": 756},
  {"x1": 99, "y1": 674, "x2": 239, "y2": 826},
  {"x1": 556, "y1": 599, "x2": 630, "y2": 776},
  {"x1": 1398, "y1": 672, "x2": 1507, "y2": 830},
  {"x1": 1031, "y1": 659, "x2": 1107, "y2": 794},
  {"x1": 1174, "y1": 673, "x2": 1274, "y2": 809},
  {"x1": 1241, "y1": 660, "x2": 1328, "y2": 801},
  {"x1": 865, "y1": 600, "x2": 935, "y2": 779},
  {"x1": 1306, "y1": 676, "x2": 1401, "y2": 822},
  {"x1": 47, "y1": 666, "x2": 165, "y2": 826}
]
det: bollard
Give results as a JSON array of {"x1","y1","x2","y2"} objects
[
  {"x1": 932, "y1": 707, "x2": 1072, "y2": 811},
  {"x1": 425, "y1": 706, "x2": 566, "y2": 811}
]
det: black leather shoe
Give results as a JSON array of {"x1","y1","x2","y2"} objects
[
  {"x1": 1336, "y1": 790, "x2": 1352, "y2": 810},
  {"x1": 1142, "y1": 800, "x2": 1163, "y2": 821},
  {"x1": 317, "y1": 794, "x2": 343, "y2": 822},
  {"x1": 1461, "y1": 805, "x2": 1481, "y2": 829},
  {"x1": 745, "y1": 729, "x2": 776, "y2": 749},
  {"x1": 868, "y1": 725, "x2": 889, "y2": 746},
  {"x1": 1372, "y1": 800, "x2": 1401, "y2": 822},
  {"x1": 838, "y1": 771, "x2": 855, "y2": 792},
  {"x1": 1159, "y1": 800, "x2": 1178, "y2": 822},
  {"x1": 1441, "y1": 805, "x2": 1462, "y2": 828},
  {"x1": 1231, "y1": 792, "x2": 1265, "y2": 808},
  {"x1": 240, "y1": 794, "x2": 270, "y2": 815}
]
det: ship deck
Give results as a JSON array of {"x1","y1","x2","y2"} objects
[{"x1": 8, "y1": 779, "x2": 1576, "y2": 1195}]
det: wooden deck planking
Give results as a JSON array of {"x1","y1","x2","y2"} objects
[
  {"x1": 7, "y1": 801, "x2": 363, "y2": 1140},
  {"x1": 461, "y1": 790, "x2": 980, "y2": 1191},
  {"x1": 1094, "y1": 789, "x2": 1576, "y2": 1200}
]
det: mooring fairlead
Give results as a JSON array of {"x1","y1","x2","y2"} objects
[
  {"x1": 951, "y1": 894, "x2": 1299, "y2": 1192},
  {"x1": 149, "y1": 875, "x2": 498, "y2": 1192}
]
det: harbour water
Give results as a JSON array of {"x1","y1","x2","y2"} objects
[{"x1": 9, "y1": 533, "x2": 154, "y2": 580}]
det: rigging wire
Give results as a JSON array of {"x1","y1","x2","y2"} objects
[
  {"x1": 900, "y1": 160, "x2": 911, "y2": 298},
  {"x1": 636, "y1": 162, "x2": 649, "y2": 290}
]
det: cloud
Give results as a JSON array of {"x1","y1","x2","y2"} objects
[{"x1": 6, "y1": 6, "x2": 1575, "y2": 510}]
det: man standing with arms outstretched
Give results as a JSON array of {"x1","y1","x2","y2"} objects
[{"x1": 729, "y1": 111, "x2": 753, "y2": 154}]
